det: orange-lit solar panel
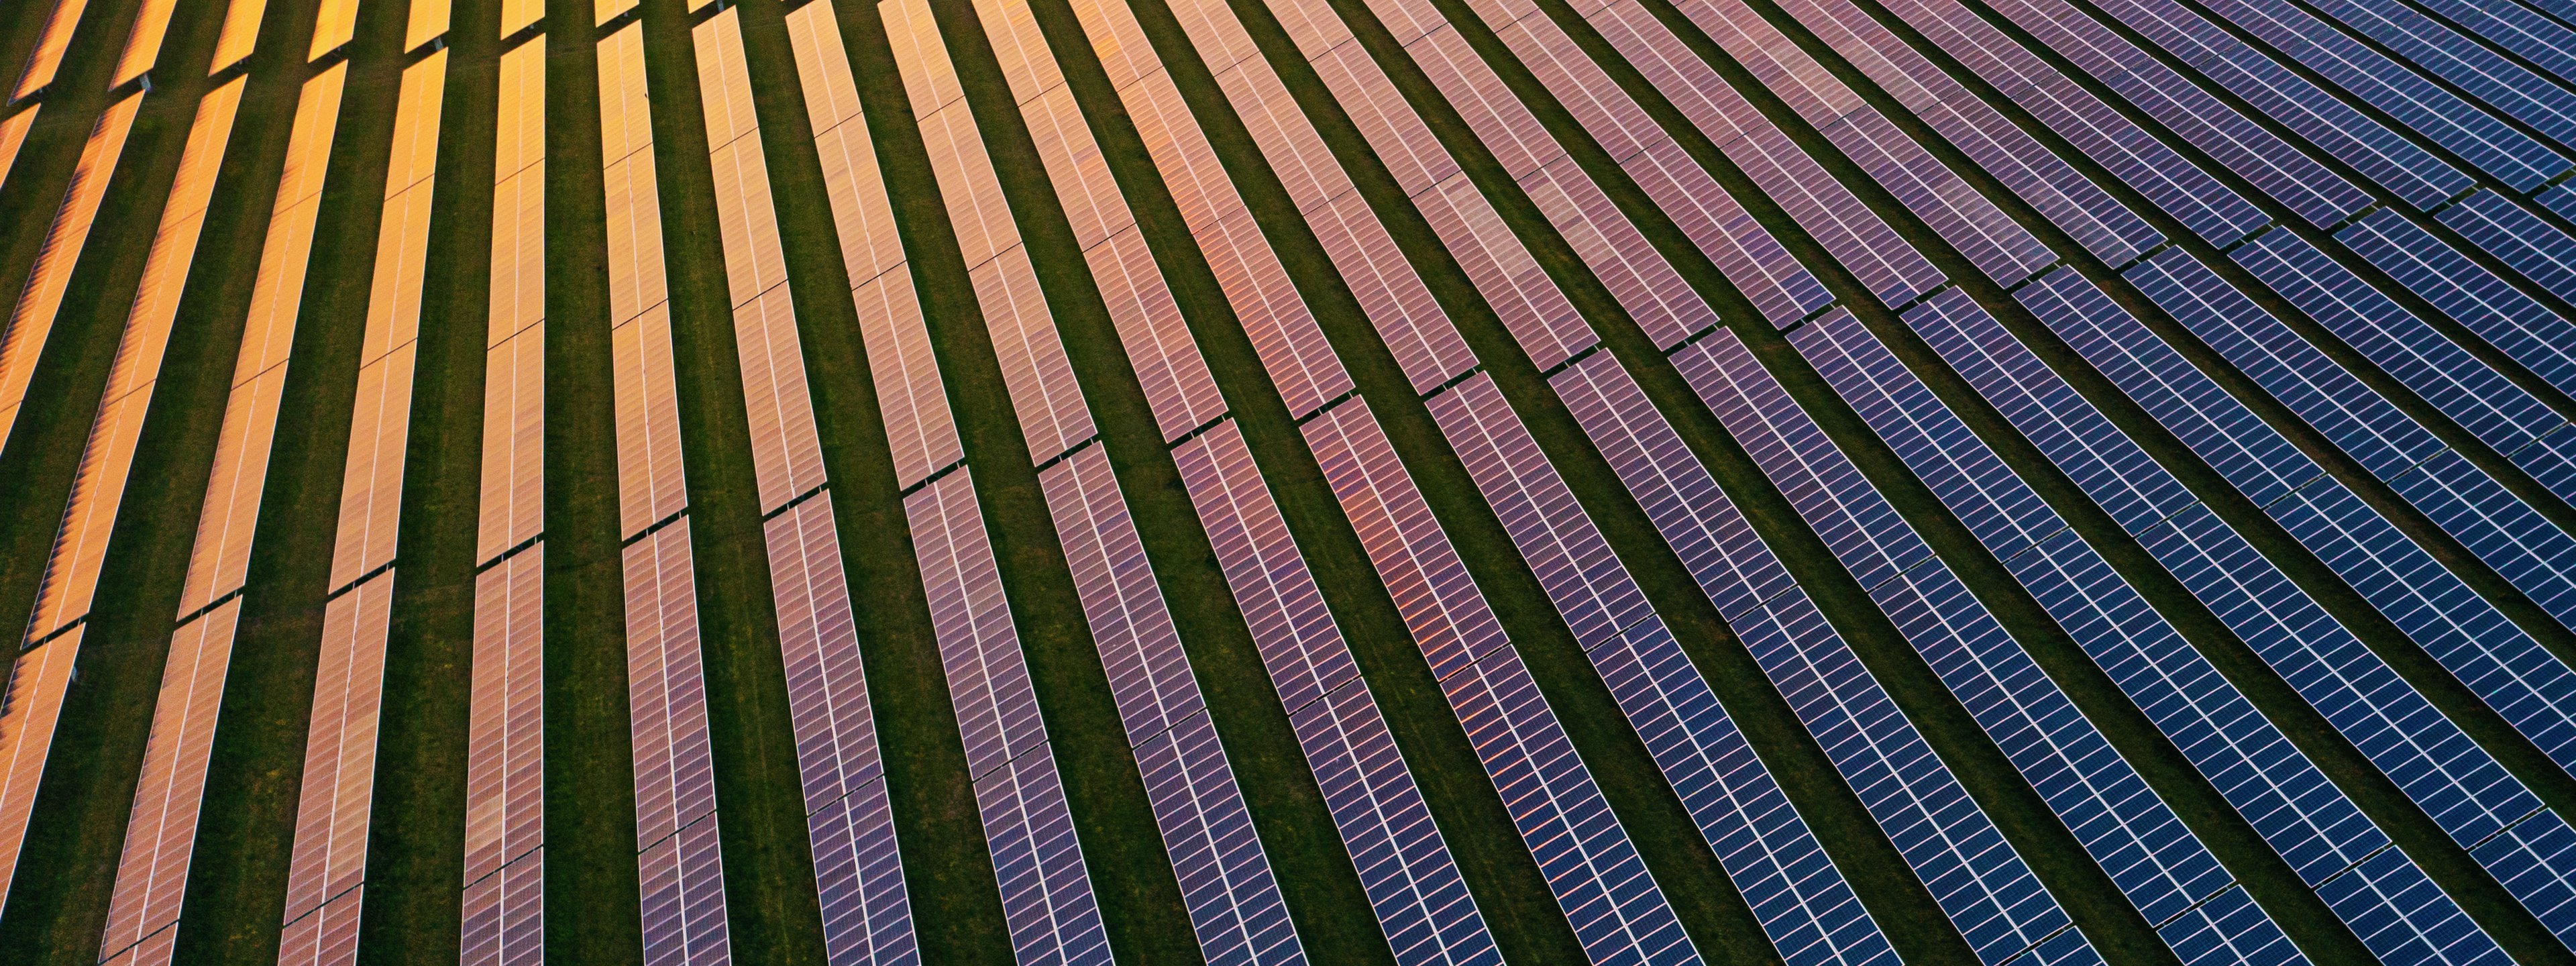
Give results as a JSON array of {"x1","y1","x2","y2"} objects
[
  {"x1": 500, "y1": 0, "x2": 542, "y2": 40},
  {"x1": 309, "y1": 0, "x2": 358, "y2": 60},
  {"x1": 479, "y1": 41, "x2": 545, "y2": 564},
  {"x1": 0, "y1": 626, "x2": 81, "y2": 908},
  {"x1": 93, "y1": 62, "x2": 347, "y2": 966},
  {"x1": 0, "y1": 107, "x2": 36, "y2": 188},
  {"x1": 464, "y1": 37, "x2": 545, "y2": 966},
  {"x1": 278, "y1": 50, "x2": 447, "y2": 965},
  {"x1": 0, "y1": 94, "x2": 142, "y2": 443},
  {"x1": 331, "y1": 47, "x2": 447, "y2": 588},
  {"x1": 277, "y1": 584, "x2": 392, "y2": 966},
  {"x1": 767, "y1": 13, "x2": 920, "y2": 961},
  {"x1": 112, "y1": 0, "x2": 182, "y2": 87},
  {"x1": 890, "y1": 0, "x2": 1093, "y2": 463},
  {"x1": 209, "y1": 0, "x2": 268, "y2": 75},
  {"x1": 407, "y1": 0, "x2": 450, "y2": 52},
  {"x1": 173, "y1": 62, "x2": 346, "y2": 617},
  {"x1": 696, "y1": 9, "x2": 825, "y2": 508},
  {"x1": 790, "y1": 3, "x2": 957, "y2": 488},
  {"x1": 1061, "y1": 0, "x2": 1354, "y2": 419},
  {"x1": 23, "y1": 77, "x2": 241, "y2": 650},
  {"x1": 600, "y1": 25, "x2": 729, "y2": 963},
  {"x1": 11, "y1": 0, "x2": 89, "y2": 99},
  {"x1": 97, "y1": 600, "x2": 241, "y2": 965}
]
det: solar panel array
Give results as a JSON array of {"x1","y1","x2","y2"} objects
[{"x1": 0, "y1": 0, "x2": 2571, "y2": 960}]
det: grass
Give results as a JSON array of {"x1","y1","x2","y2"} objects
[
  {"x1": 168, "y1": 0, "x2": 416, "y2": 959},
  {"x1": 847, "y1": 0, "x2": 1209, "y2": 960},
  {"x1": 541, "y1": 2, "x2": 648, "y2": 959},
  {"x1": 353, "y1": 0, "x2": 501, "y2": 959},
  {"x1": 0, "y1": 0, "x2": 324, "y2": 959},
  {"x1": 627, "y1": 0, "x2": 829, "y2": 958}
]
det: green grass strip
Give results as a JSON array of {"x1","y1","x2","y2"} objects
[
  {"x1": 973, "y1": 0, "x2": 1405, "y2": 957},
  {"x1": 802, "y1": 2, "x2": 1017, "y2": 959},
  {"x1": 626, "y1": 0, "x2": 829, "y2": 957},
  {"x1": 170, "y1": 0, "x2": 417, "y2": 959},
  {"x1": 0, "y1": 0, "x2": 326, "y2": 959},
  {"x1": 543, "y1": 3, "x2": 647, "y2": 959},
  {"x1": 1723, "y1": 0, "x2": 2576, "y2": 958},
  {"x1": 844, "y1": 0, "x2": 1207, "y2": 959},
  {"x1": 355, "y1": 0, "x2": 501, "y2": 959}
]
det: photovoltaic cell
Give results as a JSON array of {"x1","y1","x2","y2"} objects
[
  {"x1": 0, "y1": 94, "x2": 140, "y2": 441},
  {"x1": 775, "y1": 16, "x2": 924, "y2": 962},
  {"x1": 0, "y1": 107, "x2": 36, "y2": 191},
  {"x1": 278, "y1": 584, "x2": 392, "y2": 966},
  {"x1": 2023, "y1": 264, "x2": 2576, "y2": 946},
  {"x1": 625, "y1": 523, "x2": 731, "y2": 966},
  {"x1": 0, "y1": 77, "x2": 241, "y2": 913},
  {"x1": 599, "y1": 26, "x2": 731, "y2": 965},
  {"x1": 1551, "y1": 354, "x2": 1899, "y2": 966},
  {"x1": 278, "y1": 50, "x2": 447, "y2": 966},
  {"x1": 173, "y1": 62, "x2": 346, "y2": 618},
  {"x1": 1171, "y1": 423, "x2": 1501, "y2": 965},
  {"x1": 11, "y1": 0, "x2": 88, "y2": 99},
  {"x1": 0, "y1": 0, "x2": 2567, "y2": 949},
  {"x1": 767, "y1": 494, "x2": 917, "y2": 965},
  {"x1": 95, "y1": 68, "x2": 347, "y2": 966},
  {"x1": 464, "y1": 37, "x2": 545, "y2": 966},
  {"x1": 989, "y1": 0, "x2": 1227, "y2": 440},
  {"x1": 1042, "y1": 446, "x2": 1305, "y2": 964},
  {"x1": 1790, "y1": 306, "x2": 2304, "y2": 963},
  {"x1": 1668, "y1": 327, "x2": 2098, "y2": 965},
  {"x1": 907, "y1": 471, "x2": 1112, "y2": 966},
  {"x1": 97, "y1": 601, "x2": 241, "y2": 966},
  {"x1": 892, "y1": 0, "x2": 1097, "y2": 464},
  {"x1": 210, "y1": 0, "x2": 267, "y2": 76},
  {"x1": 1303, "y1": 396, "x2": 1699, "y2": 965},
  {"x1": 1900, "y1": 271, "x2": 2526, "y2": 959}
]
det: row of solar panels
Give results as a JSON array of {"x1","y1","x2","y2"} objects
[{"x1": 0, "y1": 0, "x2": 2569, "y2": 960}]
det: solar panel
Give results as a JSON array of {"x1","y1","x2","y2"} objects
[
  {"x1": 7, "y1": 0, "x2": 2576, "y2": 955},
  {"x1": 462, "y1": 36, "x2": 548, "y2": 966}
]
